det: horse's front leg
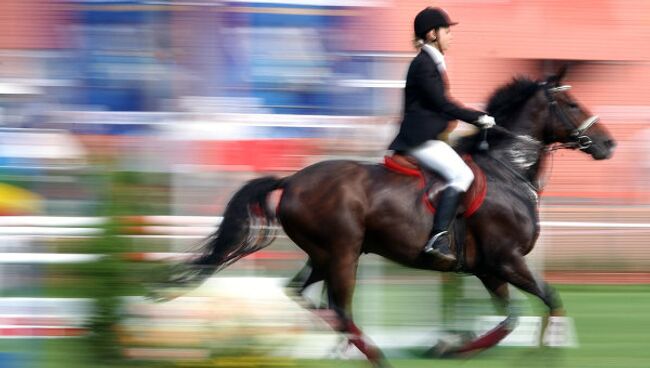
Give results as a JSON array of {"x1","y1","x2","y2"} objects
[{"x1": 495, "y1": 251, "x2": 565, "y2": 346}]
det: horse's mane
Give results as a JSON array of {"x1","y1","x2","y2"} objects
[
  {"x1": 456, "y1": 76, "x2": 542, "y2": 153},
  {"x1": 485, "y1": 77, "x2": 540, "y2": 127}
]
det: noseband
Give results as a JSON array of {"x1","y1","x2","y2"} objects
[{"x1": 544, "y1": 85, "x2": 599, "y2": 150}]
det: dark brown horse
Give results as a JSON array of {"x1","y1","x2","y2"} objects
[{"x1": 165, "y1": 69, "x2": 615, "y2": 366}]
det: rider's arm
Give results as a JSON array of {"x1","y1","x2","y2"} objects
[{"x1": 416, "y1": 57, "x2": 484, "y2": 124}]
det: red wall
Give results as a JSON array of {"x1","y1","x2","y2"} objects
[{"x1": 0, "y1": 0, "x2": 69, "y2": 49}]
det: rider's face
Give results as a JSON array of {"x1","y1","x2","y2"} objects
[{"x1": 434, "y1": 27, "x2": 452, "y2": 53}]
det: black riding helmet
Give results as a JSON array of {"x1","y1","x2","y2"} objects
[{"x1": 414, "y1": 7, "x2": 458, "y2": 39}]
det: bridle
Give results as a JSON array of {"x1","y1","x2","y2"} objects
[
  {"x1": 481, "y1": 84, "x2": 600, "y2": 151},
  {"x1": 479, "y1": 82, "x2": 600, "y2": 194},
  {"x1": 543, "y1": 84, "x2": 600, "y2": 151}
]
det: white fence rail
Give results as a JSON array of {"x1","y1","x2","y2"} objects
[{"x1": 0, "y1": 216, "x2": 649, "y2": 264}]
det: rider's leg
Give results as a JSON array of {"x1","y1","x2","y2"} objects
[
  {"x1": 424, "y1": 186, "x2": 463, "y2": 260},
  {"x1": 409, "y1": 140, "x2": 473, "y2": 262}
]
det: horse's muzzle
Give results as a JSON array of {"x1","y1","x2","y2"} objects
[{"x1": 591, "y1": 138, "x2": 616, "y2": 160}]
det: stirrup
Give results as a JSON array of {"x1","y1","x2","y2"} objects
[{"x1": 423, "y1": 230, "x2": 449, "y2": 254}]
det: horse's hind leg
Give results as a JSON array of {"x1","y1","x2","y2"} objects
[
  {"x1": 326, "y1": 255, "x2": 388, "y2": 367},
  {"x1": 284, "y1": 248, "x2": 387, "y2": 365},
  {"x1": 285, "y1": 259, "x2": 327, "y2": 308},
  {"x1": 287, "y1": 259, "x2": 318, "y2": 293}
]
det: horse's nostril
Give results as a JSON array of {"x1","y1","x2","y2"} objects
[{"x1": 605, "y1": 139, "x2": 617, "y2": 150}]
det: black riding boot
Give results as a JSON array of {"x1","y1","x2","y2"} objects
[{"x1": 423, "y1": 186, "x2": 463, "y2": 262}]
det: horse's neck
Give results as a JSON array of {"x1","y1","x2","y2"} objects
[{"x1": 491, "y1": 123, "x2": 547, "y2": 188}]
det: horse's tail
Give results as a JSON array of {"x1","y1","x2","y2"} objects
[{"x1": 164, "y1": 176, "x2": 284, "y2": 291}]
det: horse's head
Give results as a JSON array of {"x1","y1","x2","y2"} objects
[{"x1": 538, "y1": 68, "x2": 616, "y2": 160}]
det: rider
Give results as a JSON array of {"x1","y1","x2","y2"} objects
[{"x1": 388, "y1": 7, "x2": 496, "y2": 262}]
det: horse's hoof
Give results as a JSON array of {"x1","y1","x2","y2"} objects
[
  {"x1": 424, "y1": 340, "x2": 457, "y2": 359},
  {"x1": 371, "y1": 358, "x2": 393, "y2": 368}
]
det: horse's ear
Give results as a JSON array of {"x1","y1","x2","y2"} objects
[
  {"x1": 545, "y1": 64, "x2": 569, "y2": 86},
  {"x1": 556, "y1": 64, "x2": 568, "y2": 82}
]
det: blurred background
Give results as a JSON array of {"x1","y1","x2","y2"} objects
[{"x1": 0, "y1": 1, "x2": 648, "y2": 367}]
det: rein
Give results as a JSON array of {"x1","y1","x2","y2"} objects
[
  {"x1": 475, "y1": 125, "x2": 542, "y2": 193},
  {"x1": 489, "y1": 125, "x2": 544, "y2": 147},
  {"x1": 486, "y1": 153, "x2": 542, "y2": 194},
  {"x1": 480, "y1": 121, "x2": 568, "y2": 194}
]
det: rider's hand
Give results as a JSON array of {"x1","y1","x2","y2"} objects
[{"x1": 476, "y1": 115, "x2": 496, "y2": 128}]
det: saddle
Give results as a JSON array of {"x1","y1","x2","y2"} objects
[
  {"x1": 384, "y1": 153, "x2": 487, "y2": 272},
  {"x1": 383, "y1": 153, "x2": 487, "y2": 217}
]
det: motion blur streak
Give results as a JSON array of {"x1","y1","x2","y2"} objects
[{"x1": 0, "y1": 1, "x2": 647, "y2": 367}]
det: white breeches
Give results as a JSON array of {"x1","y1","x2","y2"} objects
[{"x1": 408, "y1": 140, "x2": 474, "y2": 192}]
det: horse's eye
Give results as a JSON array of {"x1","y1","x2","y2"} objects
[{"x1": 567, "y1": 102, "x2": 578, "y2": 109}]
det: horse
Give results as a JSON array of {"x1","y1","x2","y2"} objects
[{"x1": 162, "y1": 68, "x2": 615, "y2": 366}]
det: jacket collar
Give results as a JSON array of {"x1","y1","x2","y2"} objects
[{"x1": 421, "y1": 44, "x2": 447, "y2": 74}]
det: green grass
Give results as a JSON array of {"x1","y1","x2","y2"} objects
[{"x1": 2, "y1": 284, "x2": 648, "y2": 368}]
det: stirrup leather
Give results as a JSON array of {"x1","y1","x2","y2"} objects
[{"x1": 423, "y1": 230, "x2": 449, "y2": 254}]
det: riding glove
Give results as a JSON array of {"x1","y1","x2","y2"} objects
[{"x1": 476, "y1": 115, "x2": 496, "y2": 128}]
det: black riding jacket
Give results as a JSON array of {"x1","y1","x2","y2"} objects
[{"x1": 388, "y1": 51, "x2": 484, "y2": 152}]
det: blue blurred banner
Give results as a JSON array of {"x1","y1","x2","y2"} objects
[{"x1": 64, "y1": 0, "x2": 367, "y2": 116}]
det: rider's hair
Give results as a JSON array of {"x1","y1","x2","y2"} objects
[
  {"x1": 413, "y1": 37, "x2": 426, "y2": 49},
  {"x1": 412, "y1": 28, "x2": 438, "y2": 50}
]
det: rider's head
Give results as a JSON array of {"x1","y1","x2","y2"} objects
[{"x1": 413, "y1": 7, "x2": 457, "y2": 53}]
